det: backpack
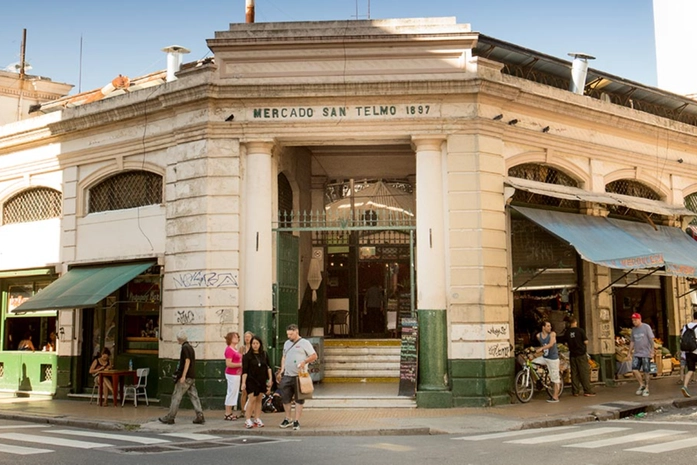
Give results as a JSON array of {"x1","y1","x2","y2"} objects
[{"x1": 680, "y1": 324, "x2": 697, "y2": 352}]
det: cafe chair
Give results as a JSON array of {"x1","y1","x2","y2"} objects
[
  {"x1": 330, "y1": 310, "x2": 349, "y2": 336},
  {"x1": 121, "y1": 368, "x2": 149, "y2": 407},
  {"x1": 89, "y1": 379, "x2": 99, "y2": 405}
]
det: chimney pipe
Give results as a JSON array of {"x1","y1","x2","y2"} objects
[
  {"x1": 161, "y1": 45, "x2": 191, "y2": 82},
  {"x1": 568, "y1": 52, "x2": 595, "y2": 95},
  {"x1": 246, "y1": 0, "x2": 255, "y2": 23}
]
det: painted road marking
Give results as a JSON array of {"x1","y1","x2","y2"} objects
[
  {"x1": 50, "y1": 429, "x2": 171, "y2": 445},
  {"x1": 161, "y1": 432, "x2": 222, "y2": 441},
  {"x1": 506, "y1": 427, "x2": 629, "y2": 445},
  {"x1": 564, "y1": 429, "x2": 683, "y2": 449},
  {"x1": 0, "y1": 443, "x2": 52, "y2": 455},
  {"x1": 0, "y1": 432, "x2": 110, "y2": 449},
  {"x1": 454, "y1": 426, "x2": 578, "y2": 441}
]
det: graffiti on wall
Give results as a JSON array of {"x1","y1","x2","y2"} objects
[{"x1": 172, "y1": 271, "x2": 238, "y2": 289}]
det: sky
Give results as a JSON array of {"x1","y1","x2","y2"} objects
[{"x1": 0, "y1": 0, "x2": 657, "y2": 95}]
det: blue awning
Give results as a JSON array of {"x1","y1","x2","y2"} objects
[
  {"x1": 513, "y1": 207, "x2": 664, "y2": 271},
  {"x1": 607, "y1": 219, "x2": 697, "y2": 277}
]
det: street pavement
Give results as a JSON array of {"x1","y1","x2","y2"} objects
[{"x1": 1, "y1": 375, "x2": 696, "y2": 437}]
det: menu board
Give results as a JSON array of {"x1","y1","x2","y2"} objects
[{"x1": 398, "y1": 317, "x2": 418, "y2": 397}]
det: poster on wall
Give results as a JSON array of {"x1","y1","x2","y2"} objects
[{"x1": 398, "y1": 317, "x2": 418, "y2": 397}]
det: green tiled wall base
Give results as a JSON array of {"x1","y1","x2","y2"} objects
[
  {"x1": 450, "y1": 357, "x2": 514, "y2": 407},
  {"x1": 159, "y1": 359, "x2": 228, "y2": 410}
]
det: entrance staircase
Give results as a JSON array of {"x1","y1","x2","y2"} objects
[{"x1": 306, "y1": 339, "x2": 415, "y2": 408}]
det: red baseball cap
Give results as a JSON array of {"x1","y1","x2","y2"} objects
[{"x1": 631, "y1": 313, "x2": 642, "y2": 320}]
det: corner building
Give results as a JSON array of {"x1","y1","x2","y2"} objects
[{"x1": 1, "y1": 17, "x2": 697, "y2": 408}]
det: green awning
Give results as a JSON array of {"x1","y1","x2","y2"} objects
[{"x1": 11, "y1": 262, "x2": 155, "y2": 313}]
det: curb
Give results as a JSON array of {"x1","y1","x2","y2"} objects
[{"x1": 0, "y1": 411, "x2": 129, "y2": 431}]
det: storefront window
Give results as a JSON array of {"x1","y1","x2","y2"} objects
[
  {"x1": 3, "y1": 279, "x2": 56, "y2": 351},
  {"x1": 121, "y1": 271, "x2": 160, "y2": 355}
]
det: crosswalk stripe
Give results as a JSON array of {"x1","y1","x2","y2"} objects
[
  {"x1": 506, "y1": 427, "x2": 629, "y2": 445},
  {"x1": 50, "y1": 429, "x2": 170, "y2": 444},
  {"x1": 161, "y1": 432, "x2": 221, "y2": 441},
  {"x1": 563, "y1": 429, "x2": 683, "y2": 449},
  {"x1": 0, "y1": 443, "x2": 53, "y2": 455},
  {"x1": 0, "y1": 432, "x2": 109, "y2": 449},
  {"x1": 454, "y1": 426, "x2": 578, "y2": 441},
  {"x1": 0, "y1": 425, "x2": 44, "y2": 430},
  {"x1": 627, "y1": 436, "x2": 697, "y2": 453}
]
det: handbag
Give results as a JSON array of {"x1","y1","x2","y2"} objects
[{"x1": 296, "y1": 366, "x2": 314, "y2": 399}]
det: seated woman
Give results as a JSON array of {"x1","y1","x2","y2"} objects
[
  {"x1": 89, "y1": 348, "x2": 114, "y2": 405},
  {"x1": 44, "y1": 332, "x2": 57, "y2": 352},
  {"x1": 17, "y1": 332, "x2": 36, "y2": 352}
]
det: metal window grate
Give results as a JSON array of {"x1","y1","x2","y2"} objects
[
  {"x1": 40, "y1": 364, "x2": 52, "y2": 382},
  {"x1": 685, "y1": 193, "x2": 697, "y2": 225},
  {"x1": 89, "y1": 171, "x2": 162, "y2": 213},
  {"x1": 605, "y1": 180, "x2": 660, "y2": 199},
  {"x1": 0, "y1": 362, "x2": 3, "y2": 378},
  {"x1": 2, "y1": 187, "x2": 62, "y2": 225},
  {"x1": 508, "y1": 164, "x2": 580, "y2": 209}
]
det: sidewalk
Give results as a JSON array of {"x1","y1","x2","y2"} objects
[{"x1": 1, "y1": 375, "x2": 696, "y2": 436}]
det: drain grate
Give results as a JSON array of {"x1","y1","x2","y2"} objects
[
  {"x1": 224, "y1": 437, "x2": 279, "y2": 445},
  {"x1": 119, "y1": 445, "x2": 177, "y2": 454},
  {"x1": 174, "y1": 442, "x2": 235, "y2": 450}
]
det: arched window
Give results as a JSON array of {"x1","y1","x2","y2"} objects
[
  {"x1": 278, "y1": 173, "x2": 293, "y2": 229},
  {"x1": 684, "y1": 193, "x2": 697, "y2": 227},
  {"x1": 88, "y1": 171, "x2": 162, "y2": 213},
  {"x1": 508, "y1": 163, "x2": 579, "y2": 209},
  {"x1": 605, "y1": 180, "x2": 660, "y2": 200},
  {"x1": 3, "y1": 187, "x2": 62, "y2": 225}
]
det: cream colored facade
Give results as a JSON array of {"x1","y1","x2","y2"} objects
[{"x1": 0, "y1": 17, "x2": 696, "y2": 407}]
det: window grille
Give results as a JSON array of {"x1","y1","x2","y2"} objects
[
  {"x1": 605, "y1": 180, "x2": 660, "y2": 199},
  {"x1": 684, "y1": 193, "x2": 697, "y2": 226},
  {"x1": 507, "y1": 164, "x2": 579, "y2": 209},
  {"x1": 2, "y1": 187, "x2": 62, "y2": 225},
  {"x1": 40, "y1": 364, "x2": 52, "y2": 382},
  {"x1": 0, "y1": 362, "x2": 3, "y2": 378},
  {"x1": 89, "y1": 171, "x2": 162, "y2": 213}
]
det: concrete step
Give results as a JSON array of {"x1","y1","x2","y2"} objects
[
  {"x1": 323, "y1": 361, "x2": 400, "y2": 371},
  {"x1": 324, "y1": 354, "x2": 401, "y2": 363},
  {"x1": 305, "y1": 396, "x2": 416, "y2": 409}
]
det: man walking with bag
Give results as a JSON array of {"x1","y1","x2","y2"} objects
[
  {"x1": 680, "y1": 311, "x2": 697, "y2": 397},
  {"x1": 277, "y1": 324, "x2": 317, "y2": 431},
  {"x1": 159, "y1": 330, "x2": 205, "y2": 425}
]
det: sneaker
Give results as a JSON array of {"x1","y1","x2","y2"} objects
[
  {"x1": 245, "y1": 419, "x2": 254, "y2": 429},
  {"x1": 279, "y1": 418, "x2": 292, "y2": 429},
  {"x1": 635, "y1": 386, "x2": 645, "y2": 395},
  {"x1": 682, "y1": 386, "x2": 691, "y2": 398},
  {"x1": 255, "y1": 418, "x2": 264, "y2": 428},
  {"x1": 193, "y1": 414, "x2": 205, "y2": 425},
  {"x1": 292, "y1": 420, "x2": 300, "y2": 430},
  {"x1": 158, "y1": 416, "x2": 174, "y2": 425},
  {"x1": 642, "y1": 389, "x2": 650, "y2": 397},
  {"x1": 546, "y1": 398, "x2": 560, "y2": 403}
]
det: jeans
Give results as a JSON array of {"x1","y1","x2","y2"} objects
[{"x1": 165, "y1": 378, "x2": 203, "y2": 419}]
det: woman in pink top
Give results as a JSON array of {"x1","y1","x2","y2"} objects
[{"x1": 224, "y1": 332, "x2": 243, "y2": 420}]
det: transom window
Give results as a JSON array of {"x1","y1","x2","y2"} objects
[
  {"x1": 88, "y1": 171, "x2": 163, "y2": 213},
  {"x1": 2, "y1": 187, "x2": 62, "y2": 225},
  {"x1": 508, "y1": 164, "x2": 579, "y2": 209},
  {"x1": 605, "y1": 180, "x2": 660, "y2": 200}
]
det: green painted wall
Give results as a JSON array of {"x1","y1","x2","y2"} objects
[{"x1": 0, "y1": 352, "x2": 57, "y2": 395}]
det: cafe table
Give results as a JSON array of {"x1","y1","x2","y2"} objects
[{"x1": 98, "y1": 369, "x2": 136, "y2": 406}]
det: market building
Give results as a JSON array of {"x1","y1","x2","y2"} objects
[{"x1": 2, "y1": 16, "x2": 697, "y2": 408}]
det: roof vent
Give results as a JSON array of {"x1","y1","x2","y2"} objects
[
  {"x1": 568, "y1": 53, "x2": 595, "y2": 95},
  {"x1": 161, "y1": 45, "x2": 191, "y2": 82}
]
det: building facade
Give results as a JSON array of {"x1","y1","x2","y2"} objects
[{"x1": 1, "y1": 17, "x2": 697, "y2": 408}]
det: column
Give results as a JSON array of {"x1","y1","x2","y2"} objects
[
  {"x1": 243, "y1": 141, "x2": 275, "y2": 349},
  {"x1": 413, "y1": 136, "x2": 449, "y2": 400}
]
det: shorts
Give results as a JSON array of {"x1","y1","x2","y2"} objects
[
  {"x1": 686, "y1": 352, "x2": 697, "y2": 372},
  {"x1": 632, "y1": 356, "x2": 651, "y2": 373},
  {"x1": 532, "y1": 356, "x2": 560, "y2": 384},
  {"x1": 279, "y1": 375, "x2": 305, "y2": 405}
]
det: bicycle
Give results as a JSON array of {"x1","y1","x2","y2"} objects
[{"x1": 514, "y1": 348, "x2": 565, "y2": 403}]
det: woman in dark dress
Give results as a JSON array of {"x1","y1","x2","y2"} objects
[{"x1": 241, "y1": 335, "x2": 272, "y2": 429}]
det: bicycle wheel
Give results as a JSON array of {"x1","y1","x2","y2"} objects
[
  {"x1": 515, "y1": 369, "x2": 534, "y2": 403},
  {"x1": 545, "y1": 371, "x2": 564, "y2": 399}
]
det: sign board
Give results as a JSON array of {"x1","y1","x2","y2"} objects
[{"x1": 398, "y1": 317, "x2": 418, "y2": 397}]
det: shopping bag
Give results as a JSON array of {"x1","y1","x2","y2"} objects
[{"x1": 296, "y1": 367, "x2": 314, "y2": 399}]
